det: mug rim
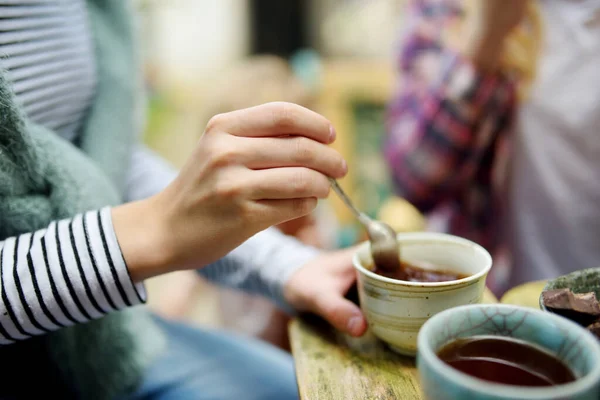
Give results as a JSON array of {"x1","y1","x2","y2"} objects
[
  {"x1": 417, "y1": 304, "x2": 600, "y2": 399},
  {"x1": 352, "y1": 232, "x2": 492, "y2": 287}
]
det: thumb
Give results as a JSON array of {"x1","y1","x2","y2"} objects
[{"x1": 313, "y1": 292, "x2": 367, "y2": 337}]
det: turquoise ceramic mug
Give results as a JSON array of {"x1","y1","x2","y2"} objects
[{"x1": 417, "y1": 304, "x2": 600, "y2": 400}]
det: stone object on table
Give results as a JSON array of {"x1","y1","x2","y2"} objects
[{"x1": 541, "y1": 288, "x2": 600, "y2": 327}]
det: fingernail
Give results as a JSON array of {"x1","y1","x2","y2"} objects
[
  {"x1": 329, "y1": 125, "x2": 336, "y2": 143},
  {"x1": 347, "y1": 316, "x2": 362, "y2": 335},
  {"x1": 341, "y1": 159, "x2": 348, "y2": 175}
]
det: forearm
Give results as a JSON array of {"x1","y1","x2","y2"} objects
[
  {"x1": 199, "y1": 227, "x2": 320, "y2": 313},
  {"x1": 459, "y1": 0, "x2": 528, "y2": 73}
]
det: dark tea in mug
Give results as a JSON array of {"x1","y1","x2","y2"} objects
[{"x1": 437, "y1": 336, "x2": 576, "y2": 387}]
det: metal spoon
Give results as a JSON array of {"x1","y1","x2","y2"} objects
[{"x1": 328, "y1": 178, "x2": 406, "y2": 277}]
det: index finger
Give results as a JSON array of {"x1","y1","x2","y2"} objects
[{"x1": 212, "y1": 102, "x2": 335, "y2": 144}]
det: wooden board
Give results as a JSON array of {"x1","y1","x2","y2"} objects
[{"x1": 290, "y1": 288, "x2": 497, "y2": 400}]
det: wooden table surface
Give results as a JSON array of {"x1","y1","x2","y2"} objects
[{"x1": 289, "y1": 282, "x2": 546, "y2": 400}]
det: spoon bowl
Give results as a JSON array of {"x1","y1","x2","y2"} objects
[
  {"x1": 328, "y1": 178, "x2": 406, "y2": 278},
  {"x1": 366, "y1": 219, "x2": 403, "y2": 274}
]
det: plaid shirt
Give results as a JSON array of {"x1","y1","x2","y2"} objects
[{"x1": 385, "y1": 0, "x2": 517, "y2": 265}]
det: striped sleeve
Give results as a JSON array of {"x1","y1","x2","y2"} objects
[{"x1": 0, "y1": 207, "x2": 146, "y2": 345}]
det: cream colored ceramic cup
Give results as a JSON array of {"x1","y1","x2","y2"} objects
[{"x1": 353, "y1": 232, "x2": 492, "y2": 356}]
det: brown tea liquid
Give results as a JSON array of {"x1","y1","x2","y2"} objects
[
  {"x1": 372, "y1": 260, "x2": 467, "y2": 283},
  {"x1": 437, "y1": 336, "x2": 576, "y2": 387}
]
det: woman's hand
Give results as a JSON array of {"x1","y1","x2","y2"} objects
[
  {"x1": 462, "y1": 0, "x2": 529, "y2": 72},
  {"x1": 114, "y1": 102, "x2": 347, "y2": 281},
  {"x1": 283, "y1": 247, "x2": 367, "y2": 337}
]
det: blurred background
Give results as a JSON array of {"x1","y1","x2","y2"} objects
[{"x1": 134, "y1": 0, "x2": 421, "y2": 342}]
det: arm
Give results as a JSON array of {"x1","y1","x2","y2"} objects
[
  {"x1": 124, "y1": 143, "x2": 319, "y2": 311},
  {"x1": 384, "y1": 0, "x2": 517, "y2": 213},
  {"x1": 0, "y1": 207, "x2": 145, "y2": 345},
  {"x1": 122, "y1": 140, "x2": 366, "y2": 336},
  {"x1": 0, "y1": 103, "x2": 346, "y2": 345},
  {"x1": 200, "y1": 227, "x2": 319, "y2": 313}
]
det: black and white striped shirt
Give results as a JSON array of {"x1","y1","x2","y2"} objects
[
  {"x1": 0, "y1": 0, "x2": 96, "y2": 141},
  {"x1": 0, "y1": 0, "x2": 319, "y2": 345},
  {"x1": 0, "y1": 208, "x2": 145, "y2": 344}
]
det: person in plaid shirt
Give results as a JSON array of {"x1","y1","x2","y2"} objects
[{"x1": 385, "y1": 0, "x2": 600, "y2": 295}]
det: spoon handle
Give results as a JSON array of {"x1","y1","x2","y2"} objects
[{"x1": 328, "y1": 178, "x2": 371, "y2": 226}]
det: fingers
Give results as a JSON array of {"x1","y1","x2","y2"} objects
[
  {"x1": 248, "y1": 167, "x2": 330, "y2": 200},
  {"x1": 240, "y1": 136, "x2": 347, "y2": 178},
  {"x1": 207, "y1": 102, "x2": 334, "y2": 144},
  {"x1": 313, "y1": 293, "x2": 368, "y2": 337},
  {"x1": 252, "y1": 197, "x2": 318, "y2": 226}
]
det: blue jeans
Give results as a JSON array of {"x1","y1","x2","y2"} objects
[{"x1": 126, "y1": 316, "x2": 299, "y2": 400}]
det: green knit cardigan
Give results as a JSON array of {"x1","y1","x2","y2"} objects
[{"x1": 0, "y1": 1, "x2": 164, "y2": 398}]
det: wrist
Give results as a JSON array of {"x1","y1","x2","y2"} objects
[
  {"x1": 283, "y1": 276, "x2": 303, "y2": 313},
  {"x1": 462, "y1": 26, "x2": 508, "y2": 73},
  {"x1": 244, "y1": 227, "x2": 321, "y2": 313},
  {"x1": 281, "y1": 252, "x2": 324, "y2": 312},
  {"x1": 112, "y1": 196, "x2": 176, "y2": 282}
]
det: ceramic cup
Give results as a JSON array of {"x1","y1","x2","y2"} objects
[
  {"x1": 352, "y1": 232, "x2": 492, "y2": 356},
  {"x1": 417, "y1": 304, "x2": 600, "y2": 400}
]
